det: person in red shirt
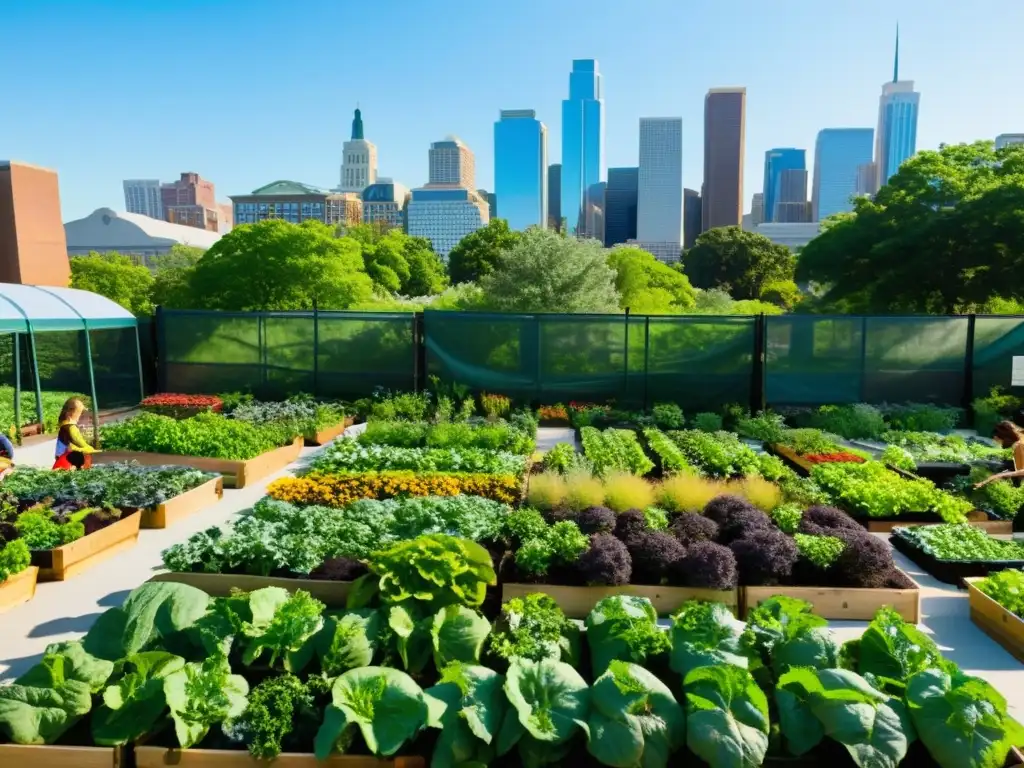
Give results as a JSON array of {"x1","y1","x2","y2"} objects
[{"x1": 52, "y1": 397, "x2": 100, "y2": 470}]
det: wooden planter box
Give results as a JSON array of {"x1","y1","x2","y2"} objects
[
  {"x1": 149, "y1": 572, "x2": 354, "y2": 606},
  {"x1": 141, "y1": 477, "x2": 224, "y2": 529},
  {"x1": 742, "y1": 571, "x2": 921, "y2": 623},
  {"x1": 889, "y1": 531, "x2": 1024, "y2": 586},
  {"x1": 0, "y1": 565, "x2": 39, "y2": 613},
  {"x1": 305, "y1": 416, "x2": 355, "y2": 446},
  {"x1": 854, "y1": 509, "x2": 1011, "y2": 534},
  {"x1": 94, "y1": 438, "x2": 303, "y2": 489},
  {"x1": 501, "y1": 582, "x2": 739, "y2": 618},
  {"x1": 0, "y1": 744, "x2": 124, "y2": 768},
  {"x1": 135, "y1": 747, "x2": 423, "y2": 767},
  {"x1": 966, "y1": 577, "x2": 1024, "y2": 663},
  {"x1": 32, "y1": 513, "x2": 141, "y2": 581}
]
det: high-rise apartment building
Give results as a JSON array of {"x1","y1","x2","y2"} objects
[
  {"x1": 547, "y1": 164, "x2": 561, "y2": 230},
  {"x1": 429, "y1": 138, "x2": 475, "y2": 188},
  {"x1": 874, "y1": 28, "x2": 920, "y2": 190},
  {"x1": 123, "y1": 180, "x2": 163, "y2": 219},
  {"x1": 683, "y1": 188, "x2": 701, "y2": 249},
  {"x1": 773, "y1": 169, "x2": 810, "y2": 223},
  {"x1": 702, "y1": 88, "x2": 746, "y2": 230},
  {"x1": 635, "y1": 118, "x2": 683, "y2": 262},
  {"x1": 996, "y1": 134, "x2": 1024, "y2": 149},
  {"x1": 161, "y1": 172, "x2": 223, "y2": 232},
  {"x1": 338, "y1": 108, "x2": 378, "y2": 194},
  {"x1": 494, "y1": 110, "x2": 548, "y2": 230},
  {"x1": 605, "y1": 167, "x2": 638, "y2": 247},
  {"x1": 0, "y1": 161, "x2": 71, "y2": 286},
  {"x1": 561, "y1": 60, "x2": 605, "y2": 238},
  {"x1": 762, "y1": 149, "x2": 805, "y2": 223},
  {"x1": 812, "y1": 128, "x2": 875, "y2": 221}
]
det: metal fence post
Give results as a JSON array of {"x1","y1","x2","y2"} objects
[
  {"x1": 82, "y1": 323, "x2": 101, "y2": 448},
  {"x1": 964, "y1": 313, "x2": 977, "y2": 422},
  {"x1": 13, "y1": 331, "x2": 21, "y2": 444},
  {"x1": 623, "y1": 307, "x2": 630, "y2": 404},
  {"x1": 312, "y1": 300, "x2": 320, "y2": 397},
  {"x1": 859, "y1": 316, "x2": 869, "y2": 403},
  {"x1": 414, "y1": 312, "x2": 427, "y2": 392},
  {"x1": 642, "y1": 316, "x2": 651, "y2": 411},
  {"x1": 751, "y1": 314, "x2": 766, "y2": 414}
]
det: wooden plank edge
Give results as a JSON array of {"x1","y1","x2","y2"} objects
[
  {"x1": 966, "y1": 578, "x2": 1024, "y2": 663},
  {"x1": 135, "y1": 746, "x2": 423, "y2": 767},
  {"x1": 740, "y1": 571, "x2": 922, "y2": 623},
  {"x1": 148, "y1": 572, "x2": 354, "y2": 604},
  {"x1": 501, "y1": 582, "x2": 738, "y2": 618},
  {"x1": 141, "y1": 477, "x2": 225, "y2": 529},
  {"x1": 38, "y1": 514, "x2": 142, "y2": 582},
  {"x1": 0, "y1": 565, "x2": 39, "y2": 613}
]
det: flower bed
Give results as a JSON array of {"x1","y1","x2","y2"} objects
[
  {"x1": 308, "y1": 437, "x2": 528, "y2": 476},
  {"x1": 891, "y1": 524, "x2": 1024, "y2": 585},
  {"x1": 966, "y1": 570, "x2": 1024, "y2": 662},
  {"x1": 140, "y1": 393, "x2": 223, "y2": 419},
  {"x1": 1, "y1": 568, "x2": 1017, "y2": 768},
  {"x1": 579, "y1": 426, "x2": 654, "y2": 476},
  {"x1": 268, "y1": 471, "x2": 521, "y2": 506}
]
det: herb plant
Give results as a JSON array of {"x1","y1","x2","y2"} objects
[
  {"x1": 580, "y1": 427, "x2": 655, "y2": 476},
  {"x1": 975, "y1": 568, "x2": 1024, "y2": 617}
]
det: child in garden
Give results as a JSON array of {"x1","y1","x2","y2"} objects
[
  {"x1": 53, "y1": 397, "x2": 99, "y2": 470},
  {"x1": 0, "y1": 432, "x2": 14, "y2": 476}
]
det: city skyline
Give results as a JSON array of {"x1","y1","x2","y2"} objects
[{"x1": 3, "y1": 1, "x2": 1022, "y2": 222}]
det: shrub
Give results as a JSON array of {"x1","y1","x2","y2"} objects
[
  {"x1": 576, "y1": 533, "x2": 631, "y2": 586},
  {"x1": 807, "y1": 403, "x2": 886, "y2": 440},
  {"x1": 691, "y1": 412, "x2": 724, "y2": 433},
  {"x1": 715, "y1": 507, "x2": 773, "y2": 545},
  {"x1": 526, "y1": 472, "x2": 566, "y2": 511},
  {"x1": 652, "y1": 403, "x2": 685, "y2": 429},
  {"x1": 657, "y1": 474, "x2": 723, "y2": 513},
  {"x1": 881, "y1": 401, "x2": 963, "y2": 433},
  {"x1": 729, "y1": 529, "x2": 799, "y2": 586},
  {"x1": 563, "y1": 471, "x2": 606, "y2": 511},
  {"x1": 798, "y1": 505, "x2": 862, "y2": 535},
  {"x1": 830, "y1": 529, "x2": 895, "y2": 589},
  {"x1": 669, "y1": 513, "x2": 719, "y2": 545},
  {"x1": 603, "y1": 472, "x2": 656, "y2": 512},
  {"x1": 577, "y1": 506, "x2": 617, "y2": 535},
  {"x1": 670, "y1": 540, "x2": 737, "y2": 589},
  {"x1": 704, "y1": 495, "x2": 758, "y2": 527},
  {"x1": 612, "y1": 509, "x2": 649, "y2": 547},
  {"x1": 267, "y1": 471, "x2": 521, "y2": 506},
  {"x1": 728, "y1": 476, "x2": 782, "y2": 512},
  {"x1": 140, "y1": 393, "x2": 223, "y2": 419},
  {"x1": 628, "y1": 532, "x2": 686, "y2": 585}
]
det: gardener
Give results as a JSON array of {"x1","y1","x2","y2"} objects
[
  {"x1": 53, "y1": 397, "x2": 100, "y2": 470},
  {"x1": 0, "y1": 432, "x2": 14, "y2": 475},
  {"x1": 974, "y1": 420, "x2": 1024, "y2": 488}
]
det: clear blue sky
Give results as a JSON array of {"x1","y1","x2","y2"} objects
[{"x1": 3, "y1": 0, "x2": 1023, "y2": 221}]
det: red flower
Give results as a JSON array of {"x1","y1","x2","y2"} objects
[
  {"x1": 804, "y1": 452, "x2": 866, "y2": 464},
  {"x1": 140, "y1": 393, "x2": 223, "y2": 416}
]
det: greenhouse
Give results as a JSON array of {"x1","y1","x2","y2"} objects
[{"x1": 0, "y1": 283, "x2": 142, "y2": 441}]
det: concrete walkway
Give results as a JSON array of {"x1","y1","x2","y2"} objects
[{"x1": 2, "y1": 428, "x2": 1022, "y2": 719}]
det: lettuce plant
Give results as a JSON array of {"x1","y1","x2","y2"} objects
[
  {"x1": 487, "y1": 594, "x2": 579, "y2": 665},
  {"x1": 669, "y1": 600, "x2": 749, "y2": 678},
  {"x1": 585, "y1": 595, "x2": 670, "y2": 678},
  {"x1": 163, "y1": 656, "x2": 249, "y2": 748},
  {"x1": 976, "y1": 569, "x2": 1024, "y2": 617},
  {"x1": 684, "y1": 664, "x2": 770, "y2": 768},
  {"x1": 91, "y1": 651, "x2": 186, "y2": 746},
  {"x1": 428, "y1": 663, "x2": 508, "y2": 768},
  {"x1": 741, "y1": 596, "x2": 838, "y2": 683}
]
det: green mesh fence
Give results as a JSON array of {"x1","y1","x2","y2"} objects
[
  {"x1": 765, "y1": 316, "x2": 969, "y2": 406},
  {"x1": 973, "y1": 316, "x2": 1024, "y2": 398},
  {"x1": 160, "y1": 309, "x2": 415, "y2": 399},
  {"x1": 424, "y1": 311, "x2": 755, "y2": 411}
]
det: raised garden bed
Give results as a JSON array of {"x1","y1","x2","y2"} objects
[
  {"x1": 501, "y1": 582, "x2": 739, "y2": 618},
  {"x1": 141, "y1": 476, "x2": 224, "y2": 529},
  {"x1": 852, "y1": 507, "x2": 1011, "y2": 534},
  {"x1": 304, "y1": 416, "x2": 355, "y2": 446},
  {"x1": 94, "y1": 438, "x2": 303, "y2": 489},
  {"x1": 0, "y1": 565, "x2": 38, "y2": 613},
  {"x1": 769, "y1": 443, "x2": 864, "y2": 476},
  {"x1": 742, "y1": 572, "x2": 921, "y2": 622},
  {"x1": 0, "y1": 744, "x2": 124, "y2": 768},
  {"x1": 148, "y1": 571, "x2": 354, "y2": 606},
  {"x1": 33, "y1": 512, "x2": 141, "y2": 581},
  {"x1": 134, "y1": 747, "x2": 425, "y2": 768},
  {"x1": 966, "y1": 576, "x2": 1024, "y2": 663},
  {"x1": 890, "y1": 527, "x2": 1024, "y2": 586}
]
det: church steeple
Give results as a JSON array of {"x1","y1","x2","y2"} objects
[{"x1": 351, "y1": 107, "x2": 364, "y2": 141}]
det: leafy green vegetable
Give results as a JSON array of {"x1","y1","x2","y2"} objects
[
  {"x1": 976, "y1": 569, "x2": 1024, "y2": 618},
  {"x1": 906, "y1": 668, "x2": 1024, "y2": 768},
  {"x1": 794, "y1": 533, "x2": 846, "y2": 568},
  {"x1": 587, "y1": 660, "x2": 685, "y2": 768},
  {"x1": 669, "y1": 429, "x2": 766, "y2": 478},
  {"x1": 163, "y1": 656, "x2": 249, "y2": 748},
  {"x1": 580, "y1": 427, "x2": 655, "y2": 476},
  {"x1": 488, "y1": 594, "x2": 579, "y2": 665},
  {"x1": 585, "y1": 595, "x2": 670, "y2": 678},
  {"x1": 684, "y1": 664, "x2": 770, "y2": 768},
  {"x1": 91, "y1": 651, "x2": 185, "y2": 745},
  {"x1": 431, "y1": 605, "x2": 491, "y2": 668},
  {"x1": 770, "y1": 503, "x2": 803, "y2": 534},
  {"x1": 240, "y1": 589, "x2": 325, "y2": 671},
  {"x1": 316, "y1": 609, "x2": 385, "y2": 675},
  {"x1": 742, "y1": 596, "x2": 838, "y2": 681},
  {"x1": 428, "y1": 663, "x2": 508, "y2": 768},
  {"x1": 310, "y1": 438, "x2": 527, "y2": 476},
  {"x1": 0, "y1": 538, "x2": 31, "y2": 582},
  {"x1": 515, "y1": 520, "x2": 589, "y2": 577},
  {"x1": 313, "y1": 666, "x2": 444, "y2": 758},
  {"x1": 643, "y1": 428, "x2": 695, "y2": 473},
  {"x1": 234, "y1": 673, "x2": 319, "y2": 759},
  {"x1": 101, "y1": 412, "x2": 292, "y2": 460},
  {"x1": 894, "y1": 524, "x2": 1024, "y2": 562},
  {"x1": 669, "y1": 600, "x2": 749, "y2": 677}
]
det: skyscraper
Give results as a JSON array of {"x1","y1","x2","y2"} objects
[
  {"x1": 635, "y1": 118, "x2": 683, "y2": 261},
  {"x1": 338, "y1": 108, "x2": 378, "y2": 194},
  {"x1": 547, "y1": 164, "x2": 561, "y2": 230},
  {"x1": 750, "y1": 193, "x2": 764, "y2": 226},
  {"x1": 494, "y1": 110, "x2": 548, "y2": 230},
  {"x1": 762, "y1": 149, "x2": 805, "y2": 223},
  {"x1": 874, "y1": 27, "x2": 920, "y2": 190},
  {"x1": 429, "y1": 137, "x2": 475, "y2": 188},
  {"x1": 812, "y1": 128, "x2": 875, "y2": 221},
  {"x1": 773, "y1": 169, "x2": 809, "y2": 223},
  {"x1": 683, "y1": 189, "x2": 701, "y2": 249},
  {"x1": 605, "y1": 167, "x2": 638, "y2": 247},
  {"x1": 561, "y1": 60, "x2": 605, "y2": 238},
  {"x1": 123, "y1": 180, "x2": 163, "y2": 219},
  {"x1": 702, "y1": 88, "x2": 746, "y2": 231}
]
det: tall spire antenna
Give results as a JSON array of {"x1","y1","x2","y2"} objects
[{"x1": 893, "y1": 23, "x2": 900, "y2": 82}]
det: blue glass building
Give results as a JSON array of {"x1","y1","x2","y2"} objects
[
  {"x1": 762, "y1": 148, "x2": 805, "y2": 222},
  {"x1": 494, "y1": 110, "x2": 548, "y2": 230},
  {"x1": 561, "y1": 60, "x2": 604, "y2": 238},
  {"x1": 604, "y1": 167, "x2": 638, "y2": 247},
  {"x1": 812, "y1": 128, "x2": 874, "y2": 221},
  {"x1": 875, "y1": 28, "x2": 920, "y2": 188}
]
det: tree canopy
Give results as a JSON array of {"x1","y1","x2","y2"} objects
[
  {"x1": 187, "y1": 219, "x2": 375, "y2": 311},
  {"x1": 797, "y1": 141, "x2": 1024, "y2": 313},
  {"x1": 607, "y1": 246, "x2": 696, "y2": 313},
  {"x1": 446, "y1": 218, "x2": 521, "y2": 285},
  {"x1": 478, "y1": 229, "x2": 620, "y2": 313},
  {"x1": 360, "y1": 230, "x2": 447, "y2": 297},
  {"x1": 69, "y1": 252, "x2": 154, "y2": 316},
  {"x1": 682, "y1": 226, "x2": 795, "y2": 301}
]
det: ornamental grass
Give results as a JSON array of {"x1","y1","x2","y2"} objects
[{"x1": 267, "y1": 471, "x2": 521, "y2": 506}]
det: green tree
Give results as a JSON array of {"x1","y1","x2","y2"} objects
[
  {"x1": 446, "y1": 219, "x2": 520, "y2": 285},
  {"x1": 187, "y1": 219, "x2": 374, "y2": 310},
  {"x1": 607, "y1": 246, "x2": 696, "y2": 313},
  {"x1": 69, "y1": 252, "x2": 154, "y2": 316},
  {"x1": 683, "y1": 226, "x2": 795, "y2": 300},
  {"x1": 478, "y1": 230, "x2": 620, "y2": 313},
  {"x1": 358, "y1": 229, "x2": 447, "y2": 297},
  {"x1": 400, "y1": 234, "x2": 448, "y2": 296},
  {"x1": 797, "y1": 141, "x2": 1024, "y2": 313},
  {"x1": 150, "y1": 244, "x2": 203, "y2": 309},
  {"x1": 759, "y1": 279, "x2": 802, "y2": 310}
]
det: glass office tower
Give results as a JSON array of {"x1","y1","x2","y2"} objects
[
  {"x1": 812, "y1": 128, "x2": 874, "y2": 221},
  {"x1": 762, "y1": 148, "x2": 805, "y2": 223},
  {"x1": 560, "y1": 60, "x2": 605, "y2": 237},
  {"x1": 494, "y1": 110, "x2": 548, "y2": 230}
]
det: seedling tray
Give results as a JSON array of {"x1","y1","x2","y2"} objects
[{"x1": 889, "y1": 529, "x2": 1024, "y2": 586}]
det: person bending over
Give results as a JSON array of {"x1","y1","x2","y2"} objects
[
  {"x1": 53, "y1": 397, "x2": 99, "y2": 471},
  {"x1": 975, "y1": 420, "x2": 1024, "y2": 488}
]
